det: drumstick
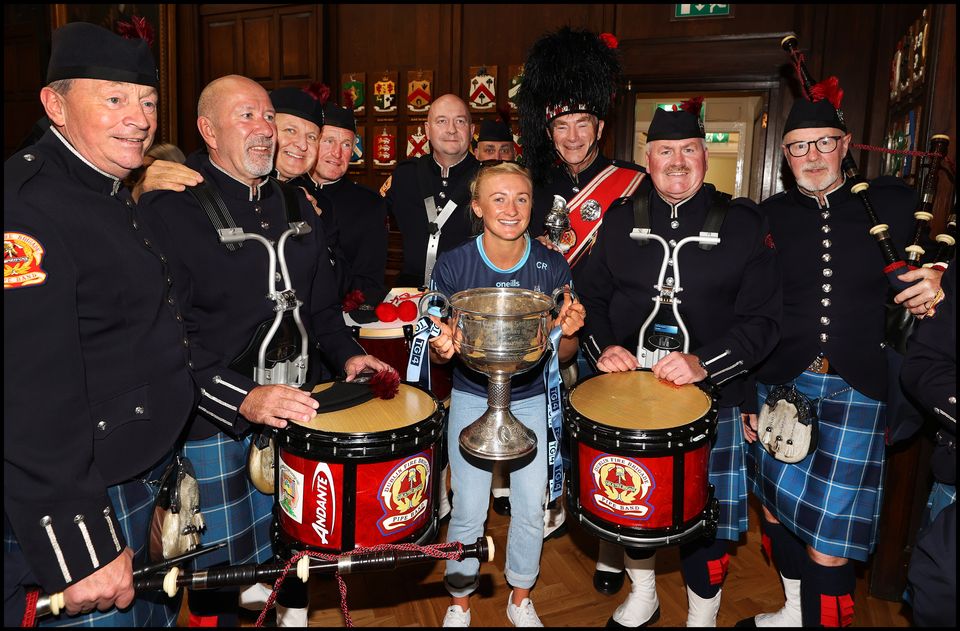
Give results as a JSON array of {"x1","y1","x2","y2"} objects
[{"x1": 35, "y1": 537, "x2": 494, "y2": 618}]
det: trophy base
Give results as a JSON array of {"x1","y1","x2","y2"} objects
[{"x1": 459, "y1": 407, "x2": 537, "y2": 461}]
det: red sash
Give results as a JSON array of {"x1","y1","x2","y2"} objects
[{"x1": 559, "y1": 165, "x2": 645, "y2": 267}]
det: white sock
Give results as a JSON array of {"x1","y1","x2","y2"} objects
[{"x1": 612, "y1": 553, "x2": 659, "y2": 626}]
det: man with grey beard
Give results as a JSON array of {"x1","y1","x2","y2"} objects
[
  {"x1": 139, "y1": 74, "x2": 391, "y2": 627},
  {"x1": 739, "y1": 87, "x2": 942, "y2": 628}
]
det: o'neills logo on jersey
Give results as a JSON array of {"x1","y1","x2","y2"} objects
[
  {"x1": 379, "y1": 455, "x2": 430, "y2": 532},
  {"x1": 311, "y1": 462, "x2": 336, "y2": 544},
  {"x1": 591, "y1": 455, "x2": 653, "y2": 518}
]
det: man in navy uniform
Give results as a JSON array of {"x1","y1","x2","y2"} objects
[
  {"x1": 899, "y1": 260, "x2": 955, "y2": 628},
  {"x1": 518, "y1": 27, "x2": 646, "y2": 280},
  {"x1": 309, "y1": 101, "x2": 389, "y2": 307},
  {"x1": 383, "y1": 93, "x2": 480, "y2": 289},
  {"x1": 740, "y1": 85, "x2": 943, "y2": 628},
  {"x1": 517, "y1": 25, "x2": 647, "y2": 596},
  {"x1": 4, "y1": 21, "x2": 196, "y2": 626},
  {"x1": 268, "y1": 85, "x2": 358, "y2": 321},
  {"x1": 577, "y1": 100, "x2": 781, "y2": 627},
  {"x1": 139, "y1": 74, "x2": 391, "y2": 627}
]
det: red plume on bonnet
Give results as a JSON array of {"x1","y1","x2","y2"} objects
[
  {"x1": 809, "y1": 76, "x2": 844, "y2": 110},
  {"x1": 676, "y1": 96, "x2": 704, "y2": 117},
  {"x1": 304, "y1": 82, "x2": 331, "y2": 105},
  {"x1": 599, "y1": 32, "x2": 619, "y2": 49},
  {"x1": 117, "y1": 15, "x2": 155, "y2": 47}
]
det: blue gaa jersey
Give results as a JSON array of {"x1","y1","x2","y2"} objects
[{"x1": 430, "y1": 234, "x2": 573, "y2": 400}]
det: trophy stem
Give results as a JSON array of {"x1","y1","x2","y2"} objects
[{"x1": 458, "y1": 375, "x2": 537, "y2": 461}]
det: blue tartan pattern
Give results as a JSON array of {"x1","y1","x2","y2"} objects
[
  {"x1": 711, "y1": 405, "x2": 749, "y2": 541},
  {"x1": 747, "y1": 371, "x2": 886, "y2": 561},
  {"x1": 183, "y1": 432, "x2": 275, "y2": 569},
  {"x1": 4, "y1": 457, "x2": 180, "y2": 627},
  {"x1": 926, "y1": 482, "x2": 956, "y2": 525}
]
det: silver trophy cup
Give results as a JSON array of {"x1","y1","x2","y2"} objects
[{"x1": 420, "y1": 287, "x2": 565, "y2": 460}]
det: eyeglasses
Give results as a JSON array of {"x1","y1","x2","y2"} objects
[{"x1": 783, "y1": 135, "x2": 843, "y2": 158}]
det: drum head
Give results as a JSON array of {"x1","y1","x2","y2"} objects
[
  {"x1": 570, "y1": 371, "x2": 711, "y2": 431},
  {"x1": 297, "y1": 382, "x2": 439, "y2": 433}
]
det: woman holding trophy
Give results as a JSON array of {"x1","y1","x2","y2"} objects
[{"x1": 427, "y1": 161, "x2": 585, "y2": 627}]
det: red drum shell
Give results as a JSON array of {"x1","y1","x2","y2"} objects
[
  {"x1": 276, "y1": 382, "x2": 444, "y2": 552},
  {"x1": 565, "y1": 370, "x2": 718, "y2": 548}
]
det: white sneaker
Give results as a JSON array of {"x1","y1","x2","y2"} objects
[
  {"x1": 442, "y1": 605, "x2": 471, "y2": 627},
  {"x1": 506, "y1": 593, "x2": 544, "y2": 627}
]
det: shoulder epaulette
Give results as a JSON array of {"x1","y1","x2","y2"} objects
[
  {"x1": 4, "y1": 150, "x2": 45, "y2": 194},
  {"x1": 609, "y1": 159, "x2": 646, "y2": 173}
]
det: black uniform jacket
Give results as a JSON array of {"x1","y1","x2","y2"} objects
[
  {"x1": 288, "y1": 172, "x2": 353, "y2": 300},
  {"x1": 384, "y1": 153, "x2": 480, "y2": 287},
  {"x1": 900, "y1": 260, "x2": 956, "y2": 484},
  {"x1": 578, "y1": 181, "x2": 782, "y2": 408},
  {"x1": 140, "y1": 152, "x2": 364, "y2": 440},
  {"x1": 313, "y1": 176, "x2": 388, "y2": 305},
  {"x1": 4, "y1": 130, "x2": 196, "y2": 591},
  {"x1": 756, "y1": 176, "x2": 915, "y2": 401}
]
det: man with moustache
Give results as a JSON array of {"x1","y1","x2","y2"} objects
[
  {"x1": 308, "y1": 101, "x2": 388, "y2": 307},
  {"x1": 577, "y1": 100, "x2": 781, "y2": 627},
  {"x1": 384, "y1": 93, "x2": 480, "y2": 289},
  {"x1": 139, "y1": 75, "x2": 391, "y2": 627},
  {"x1": 738, "y1": 85, "x2": 942, "y2": 628},
  {"x1": 4, "y1": 21, "x2": 196, "y2": 626}
]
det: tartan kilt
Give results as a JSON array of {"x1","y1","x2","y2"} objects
[
  {"x1": 3, "y1": 456, "x2": 180, "y2": 627},
  {"x1": 711, "y1": 405, "x2": 750, "y2": 542},
  {"x1": 746, "y1": 372, "x2": 886, "y2": 562},
  {"x1": 183, "y1": 432, "x2": 275, "y2": 569}
]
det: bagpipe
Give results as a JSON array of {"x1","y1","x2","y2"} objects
[
  {"x1": 34, "y1": 537, "x2": 493, "y2": 621},
  {"x1": 781, "y1": 34, "x2": 954, "y2": 353}
]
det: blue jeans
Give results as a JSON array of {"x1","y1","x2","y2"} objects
[{"x1": 445, "y1": 389, "x2": 547, "y2": 596}]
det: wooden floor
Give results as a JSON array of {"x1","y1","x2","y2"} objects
[{"x1": 203, "y1": 496, "x2": 912, "y2": 627}]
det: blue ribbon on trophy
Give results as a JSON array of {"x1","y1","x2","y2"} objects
[
  {"x1": 544, "y1": 325, "x2": 564, "y2": 502},
  {"x1": 406, "y1": 315, "x2": 441, "y2": 391}
]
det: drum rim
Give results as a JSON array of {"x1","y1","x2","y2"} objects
[
  {"x1": 566, "y1": 369, "x2": 718, "y2": 446},
  {"x1": 283, "y1": 381, "x2": 445, "y2": 458},
  {"x1": 567, "y1": 489, "x2": 719, "y2": 548}
]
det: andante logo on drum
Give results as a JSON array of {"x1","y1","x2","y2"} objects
[
  {"x1": 312, "y1": 462, "x2": 336, "y2": 544},
  {"x1": 378, "y1": 455, "x2": 430, "y2": 534},
  {"x1": 591, "y1": 455, "x2": 654, "y2": 518}
]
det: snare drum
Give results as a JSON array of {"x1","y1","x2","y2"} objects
[
  {"x1": 275, "y1": 382, "x2": 444, "y2": 553},
  {"x1": 565, "y1": 370, "x2": 719, "y2": 548},
  {"x1": 345, "y1": 287, "x2": 452, "y2": 400}
]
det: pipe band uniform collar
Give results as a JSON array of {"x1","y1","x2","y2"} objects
[{"x1": 46, "y1": 21, "x2": 158, "y2": 87}]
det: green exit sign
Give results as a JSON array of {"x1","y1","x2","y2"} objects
[
  {"x1": 674, "y1": 4, "x2": 732, "y2": 18},
  {"x1": 705, "y1": 132, "x2": 729, "y2": 143}
]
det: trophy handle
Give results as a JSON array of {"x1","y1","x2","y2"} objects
[
  {"x1": 418, "y1": 290, "x2": 450, "y2": 318},
  {"x1": 550, "y1": 286, "x2": 579, "y2": 318}
]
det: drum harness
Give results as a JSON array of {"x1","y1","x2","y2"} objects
[
  {"x1": 628, "y1": 186, "x2": 730, "y2": 368},
  {"x1": 190, "y1": 178, "x2": 313, "y2": 494}
]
